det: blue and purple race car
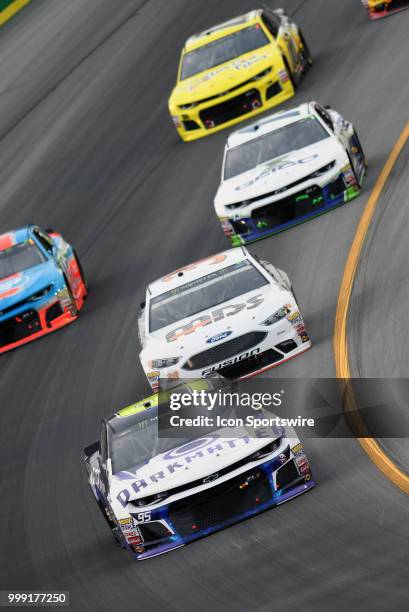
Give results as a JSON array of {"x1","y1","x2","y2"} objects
[
  {"x1": 0, "y1": 225, "x2": 87, "y2": 353},
  {"x1": 84, "y1": 381, "x2": 314, "y2": 560}
]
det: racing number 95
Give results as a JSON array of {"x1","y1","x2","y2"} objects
[{"x1": 135, "y1": 511, "x2": 151, "y2": 523}]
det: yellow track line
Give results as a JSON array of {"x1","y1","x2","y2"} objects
[
  {"x1": 334, "y1": 122, "x2": 409, "y2": 495},
  {"x1": 0, "y1": 0, "x2": 32, "y2": 26}
]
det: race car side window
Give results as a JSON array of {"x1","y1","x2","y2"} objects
[
  {"x1": 100, "y1": 423, "x2": 108, "y2": 464},
  {"x1": 261, "y1": 11, "x2": 280, "y2": 37},
  {"x1": 315, "y1": 104, "x2": 334, "y2": 132},
  {"x1": 33, "y1": 227, "x2": 54, "y2": 254}
]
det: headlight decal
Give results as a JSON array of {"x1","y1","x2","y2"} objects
[{"x1": 261, "y1": 305, "x2": 291, "y2": 326}]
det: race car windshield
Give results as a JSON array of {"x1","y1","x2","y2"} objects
[
  {"x1": 149, "y1": 260, "x2": 269, "y2": 333},
  {"x1": 0, "y1": 241, "x2": 46, "y2": 280},
  {"x1": 108, "y1": 404, "x2": 234, "y2": 474},
  {"x1": 224, "y1": 118, "x2": 330, "y2": 179},
  {"x1": 180, "y1": 25, "x2": 270, "y2": 80}
]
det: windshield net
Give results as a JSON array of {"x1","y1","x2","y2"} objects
[
  {"x1": 0, "y1": 241, "x2": 45, "y2": 280},
  {"x1": 224, "y1": 117, "x2": 330, "y2": 179},
  {"x1": 181, "y1": 25, "x2": 269, "y2": 80},
  {"x1": 149, "y1": 260, "x2": 268, "y2": 333}
]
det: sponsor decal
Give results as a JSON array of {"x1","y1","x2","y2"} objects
[
  {"x1": 163, "y1": 436, "x2": 219, "y2": 460},
  {"x1": 206, "y1": 331, "x2": 233, "y2": 344},
  {"x1": 0, "y1": 232, "x2": 16, "y2": 251},
  {"x1": 147, "y1": 371, "x2": 160, "y2": 390},
  {"x1": 162, "y1": 254, "x2": 227, "y2": 282},
  {"x1": 119, "y1": 517, "x2": 133, "y2": 527},
  {"x1": 291, "y1": 443, "x2": 303, "y2": 454},
  {"x1": 279, "y1": 69, "x2": 289, "y2": 83},
  {"x1": 182, "y1": 54, "x2": 269, "y2": 92},
  {"x1": 235, "y1": 154, "x2": 320, "y2": 192},
  {"x1": 279, "y1": 453, "x2": 287, "y2": 464},
  {"x1": 166, "y1": 294, "x2": 264, "y2": 342},
  {"x1": 116, "y1": 434, "x2": 274, "y2": 507},
  {"x1": 294, "y1": 449, "x2": 310, "y2": 475},
  {"x1": 0, "y1": 273, "x2": 28, "y2": 301},
  {"x1": 202, "y1": 473, "x2": 219, "y2": 484},
  {"x1": 202, "y1": 347, "x2": 261, "y2": 376},
  {"x1": 287, "y1": 311, "x2": 303, "y2": 326}
]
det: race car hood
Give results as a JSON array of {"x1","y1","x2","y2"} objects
[
  {"x1": 143, "y1": 282, "x2": 290, "y2": 356},
  {"x1": 111, "y1": 425, "x2": 282, "y2": 501},
  {"x1": 0, "y1": 261, "x2": 60, "y2": 313},
  {"x1": 169, "y1": 48, "x2": 273, "y2": 107},
  {"x1": 215, "y1": 137, "x2": 344, "y2": 209}
]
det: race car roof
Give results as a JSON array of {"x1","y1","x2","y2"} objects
[
  {"x1": 0, "y1": 227, "x2": 31, "y2": 251},
  {"x1": 184, "y1": 11, "x2": 259, "y2": 52},
  {"x1": 226, "y1": 103, "x2": 313, "y2": 149},
  {"x1": 148, "y1": 247, "x2": 250, "y2": 297},
  {"x1": 114, "y1": 380, "x2": 211, "y2": 419}
]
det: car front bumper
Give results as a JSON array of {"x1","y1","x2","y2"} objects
[
  {"x1": 124, "y1": 451, "x2": 315, "y2": 560},
  {"x1": 170, "y1": 73, "x2": 294, "y2": 142},
  {"x1": 219, "y1": 171, "x2": 361, "y2": 246},
  {"x1": 0, "y1": 294, "x2": 78, "y2": 354},
  {"x1": 144, "y1": 324, "x2": 311, "y2": 391}
]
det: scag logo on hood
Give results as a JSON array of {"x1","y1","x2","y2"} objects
[
  {"x1": 235, "y1": 154, "x2": 320, "y2": 192},
  {"x1": 206, "y1": 331, "x2": 233, "y2": 344},
  {"x1": 166, "y1": 294, "x2": 264, "y2": 343}
]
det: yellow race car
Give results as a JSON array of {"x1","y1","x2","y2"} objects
[
  {"x1": 168, "y1": 8, "x2": 312, "y2": 142},
  {"x1": 362, "y1": 0, "x2": 409, "y2": 19}
]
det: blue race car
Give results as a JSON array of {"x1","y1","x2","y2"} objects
[{"x1": 0, "y1": 225, "x2": 87, "y2": 353}]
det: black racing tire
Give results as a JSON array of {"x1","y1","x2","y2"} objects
[
  {"x1": 95, "y1": 494, "x2": 122, "y2": 546},
  {"x1": 352, "y1": 129, "x2": 367, "y2": 167},
  {"x1": 299, "y1": 28, "x2": 313, "y2": 67},
  {"x1": 73, "y1": 250, "x2": 88, "y2": 292},
  {"x1": 347, "y1": 151, "x2": 362, "y2": 190},
  {"x1": 282, "y1": 56, "x2": 297, "y2": 90},
  {"x1": 63, "y1": 274, "x2": 79, "y2": 316}
]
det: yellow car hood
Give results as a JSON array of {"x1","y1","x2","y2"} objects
[{"x1": 169, "y1": 47, "x2": 274, "y2": 107}]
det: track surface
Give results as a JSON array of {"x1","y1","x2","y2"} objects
[{"x1": 1, "y1": 1, "x2": 409, "y2": 610}]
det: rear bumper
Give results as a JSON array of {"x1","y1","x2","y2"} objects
[
  {"x1": 127, "y1": 456, "x2": 315, "y2": 560},
  {"x1": 220, "y1": 177, "x2": 361, "y2": 246}
]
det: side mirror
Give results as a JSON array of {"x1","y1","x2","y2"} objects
[
  {"x1": 84, "y1": 441, "x2": 100, "y2": 460},
  {"x1": 324, "y1": 105, "x2": 331, "y2": 110},
  {"x1": 140, "y1": 300, "x2": 146, "y2": 310},
  {"x1": 45, "y1": 228, "x2": 54, "y2": 234}
]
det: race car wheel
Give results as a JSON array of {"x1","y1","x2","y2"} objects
[
  {"x1": 347, "y1": 151, "x2": 362, "y2": 190},
  {"x1": 73, "y1": 250, "x2": 88, "y2": 292},
  {"x1": 95, "y1": 495, "x2": 123, "y2": 546},
  {"x1": 352, "y1": 130, "x2": 367, "y2": 168},
  {"x1": 63, "y1": 274, "x2": 79, "y2": 316},
  {"x1": 299, "y1": 29, "x2": 313, "y2": 67},
  {"x1": 283, "y1": 56, "x2": 297, "y2": 89}
]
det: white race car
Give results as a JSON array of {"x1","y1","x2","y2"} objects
[
  {"x1": 84, "y1": 380, "x2": 315, "y2": 560},
  {"x1": 138, "y1": 247, "x2": 311, "y2": 391},
  {"x1": 214, "y1": 101, "x2": 367, "y2": 245}
]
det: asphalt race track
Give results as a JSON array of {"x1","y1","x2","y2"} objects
[{"x1": 1, "y1": 1, "x2": 409, "y2": 610}]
